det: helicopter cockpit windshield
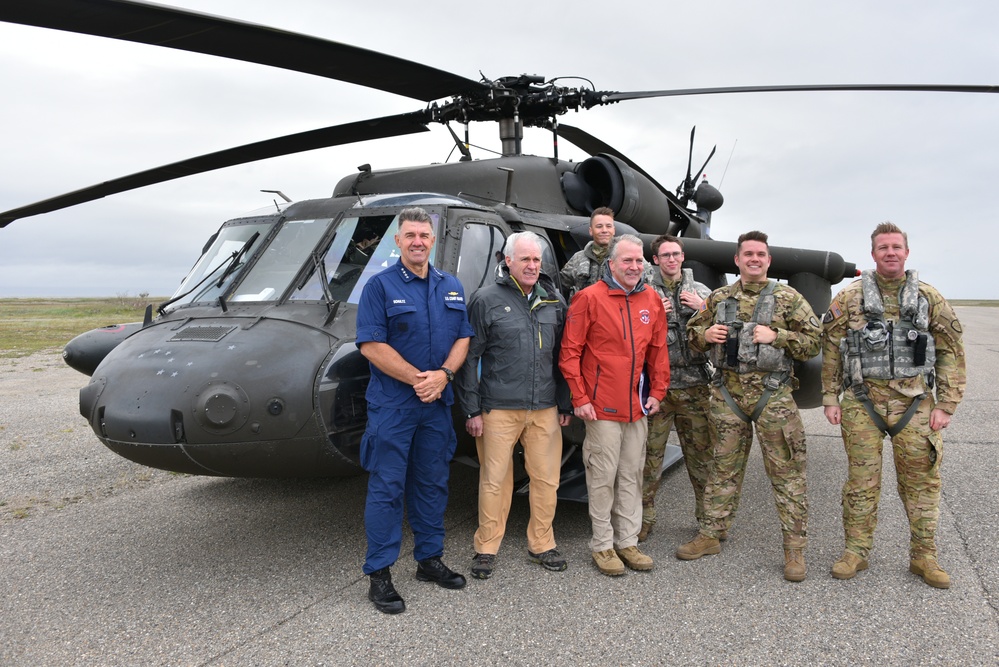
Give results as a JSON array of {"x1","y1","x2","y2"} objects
[{"x1": 228, "y1": 217, "x2": 331, "y2": 302}]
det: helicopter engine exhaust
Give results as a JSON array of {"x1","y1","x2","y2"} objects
[{"x1": 561, "y1": 154, "x2": 674, "y2": 235}]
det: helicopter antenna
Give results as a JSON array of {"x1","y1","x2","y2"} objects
[
  {"x1": 261, "y1": 189, "x2": 291, "y2": 201},
  {"x1": 719, "y1": 139, "x2": 738, "y2": 188},
  {"x1": 260, "y1": 189, "x2": 290, "y2": 212}
]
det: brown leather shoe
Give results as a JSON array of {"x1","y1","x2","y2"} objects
[
  {"x1": 592, "y1": 549, "x2": 626, "y2": 576},
  {"x1": 676, "y1": 534, "x2": 721, "y2": 560},
  {"x1": 910, "y1": 557, "x2": 950, "y2": 589},
  {"x1": 831, "y1": 551, "x2": 869, "y2": 580},
  {"x1": 616, "y1": 545, "x2": 654, "y2": 571},
  {"x1": 784, "y1": 548, "x2": 806, "y2": 582},
  {"x1": 637, "y1": 522, "x2": 653, "y2": 543}
]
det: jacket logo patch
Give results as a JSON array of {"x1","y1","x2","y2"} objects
[
  {"x1": 443, "y1": 291, "x2": 464, "y2": 303},
  {"x1": 640, "y1": 309, "x2": 651, "y2": 324}
]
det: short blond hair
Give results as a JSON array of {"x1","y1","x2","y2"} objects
[{"x1": 871, "y1": 221, "x2": 908, "y2": 251}]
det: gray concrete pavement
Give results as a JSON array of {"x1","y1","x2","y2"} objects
[{"x1": 1, "y1": 307, "x2": 997, "y2": 666}]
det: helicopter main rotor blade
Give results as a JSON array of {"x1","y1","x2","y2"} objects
[
  {"x1": 597, "y1": 83, "x2": 999, "y2": 104},
  {"x1": 0, "y1": 0, "x2": 485, "y2": 101},
  {"x1": 557, "y1": 124, "x2": 673, "y2": 199},
  {"x1": 0, "y1": 112, "x2": 430, "y2": 227}
]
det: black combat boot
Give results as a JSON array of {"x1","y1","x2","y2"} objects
[
  {"x1": 368, "y1": 567, "x2": 405, "y2": 614},
  {"x1": 415, "y1": 556, "x2": 467, "y2": 589}
]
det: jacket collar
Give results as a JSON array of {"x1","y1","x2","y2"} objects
[{"x1": 602, "y1": 272, "x2": 646, "y2": 295}]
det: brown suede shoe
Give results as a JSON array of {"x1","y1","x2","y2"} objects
[
  {"x1": 616, "y1": 545, "x2": 654, "y2": 571},
  {"x1": 831, "y1": 551, "x2": 869, "y2": 580},
  {"x1": 592, "y1": 549, "x2": 626, "y2": 576},
  {"x1": 784, "y1": 548, "x2": 806, "y2": 582},
  {"x1": 676, "y1": 534, "x2": 721, "y2": 560},
  {"x1": 910, "y1": 557, "x2": 950, "y2": 589}
]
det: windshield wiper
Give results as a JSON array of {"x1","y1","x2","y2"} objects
[
  {"x1": 156, "y1": 232, "x2": 260, "y2": 315},
  {"x1": 215, "y1": 232, "x2": 260, "y2": 288}
]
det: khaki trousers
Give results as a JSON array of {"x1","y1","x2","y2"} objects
[
  {"x1": 582, "y1": 418, "x2": 648, "y2": 552},
  {"x1": 473, "y1": 407, "x2": 562, "y2": 555}
]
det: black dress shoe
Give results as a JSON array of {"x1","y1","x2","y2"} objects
[
  {"x1": 368, "y1": 568, "x2": 405, "y2": 614},
  {"x1": 415, "y1": 556, "x2": 467, "y2": 590}
]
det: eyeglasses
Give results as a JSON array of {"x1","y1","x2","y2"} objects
[{"x1": 657, "y1": 252, "x2": 683, "y2": 260}]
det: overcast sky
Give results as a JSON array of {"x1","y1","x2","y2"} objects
[{"x1": 0, "y1": 0, "x2": 995, "y2": 299}]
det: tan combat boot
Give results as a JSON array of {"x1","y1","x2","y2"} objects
[
  {"x1": 592, "y1": 549, "x2": 626, "y2": 576},
  {"x1": 909, "y1": 557, "x2": 950, "y2": 589},
  {"x1": 831, "y1": 551, "x2": 869, "y2": 580},
  {"x1": 637, "y1": 522, "x2": 653, "y2": 543},
  {"x1": 784, "y1": 548, "x2": 806, "y2": 582},
  {"x1": 616, "y1": 545, "x2": 654, "y2": 571},
  {"x1": 676, "y1": 534, "x2": 721, "y2": 560}
]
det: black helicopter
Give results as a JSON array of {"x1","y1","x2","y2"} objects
[{"x1": 2, "y1": 1, "x2": 995, "y2": 500}]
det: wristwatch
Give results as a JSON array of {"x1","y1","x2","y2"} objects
[{"x1": 440, "y1": 366, "x2": 455, "y2": 383}]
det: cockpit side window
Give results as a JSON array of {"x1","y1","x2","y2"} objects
[{"x1": 455, "y1": 223, "x2": 507, "y2": 297}]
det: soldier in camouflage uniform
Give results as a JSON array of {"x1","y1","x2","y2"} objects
[
  {"x1": 676, "y1": 231, "x2": 821, "y2": 583},
  {"x1": 822, "y1": 222, "x2": 965, "y2": 589},
  {"x1": 559, "y1": 207, "x2": 617, "y2": 302},
  {"x1": 639, "y1": 235, "x2": 712, "y2": 542}
]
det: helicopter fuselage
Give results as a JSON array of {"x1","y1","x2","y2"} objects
[{"x1": 66, "y1": 154, "x2": 854, "y2": 494}]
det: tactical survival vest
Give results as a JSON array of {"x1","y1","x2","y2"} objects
[
  {"x1": 711, "y1": 280, "x2": 792, "y2": 375},
  {"x1": 840, "y1": 270, "x2": 936, "y2": 385},
  {"x1": 666, "y1": 269, "x2": 710, "y2": 371}
]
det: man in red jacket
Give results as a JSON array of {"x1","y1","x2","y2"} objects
[{"x1": 559, "y1": 234, "x2": 670, "y2": 576}]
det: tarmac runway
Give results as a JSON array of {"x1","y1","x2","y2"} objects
[{"x1": 1, "y1": 307, "x2": 996, "y2": 666}]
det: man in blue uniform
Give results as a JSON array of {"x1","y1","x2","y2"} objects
[{"x1": 355, "y1": 206, "x2": 474, "y2": 614}]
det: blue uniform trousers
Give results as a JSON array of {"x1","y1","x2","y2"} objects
[{"x1": 361, "y1": 403, "x2": 457, "y2": 574}]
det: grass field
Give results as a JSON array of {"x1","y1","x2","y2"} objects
[
  {"x1": 1, "y1": 297, "x2": 994, "y2": 359},
  {"x1": 0, "y1": 297, "x2": 164, "y2": 358}
]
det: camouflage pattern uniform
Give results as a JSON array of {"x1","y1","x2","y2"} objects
[
  {"x1": 687, "y1": 280, "x2": 822, "y2": 549},
  {"x1": 559, "y1": 241, "x2": 610, "y2": 302},
  {"x1": 821, "y1": 271, "x2": 965, "y2": 560},
  {"x1": 642, "y1": 267, "x2": 713, "y2": 527}
]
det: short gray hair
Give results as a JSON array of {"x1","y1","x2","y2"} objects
[
  {"x1": 503, "y1": 231, "x2": 545, "y2": 259},
  {"x1": 398, "y1": 206, "x2": 434, "y2": 229},
  {"x1": 610, "y1": 234, "x2": 644, "y2": 260}
]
